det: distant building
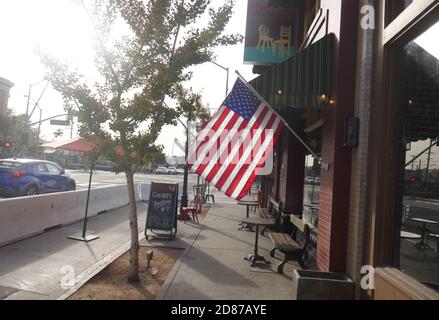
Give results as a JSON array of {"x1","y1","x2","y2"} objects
[
  {"x1": 0, "y1": 77, "x2": 14, "y2": 115},
  {"x1": 166, "y1": 155, "x2": 186, "y2": 166}
]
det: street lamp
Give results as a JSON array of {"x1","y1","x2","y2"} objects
[
  {"x1": 25, "y1": 79, "x2": 47, "y2": 121},
  {"x1": 209, "y1": 60, "x2": 229, "y2": 98}
]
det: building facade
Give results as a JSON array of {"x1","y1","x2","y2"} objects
[
  {"x1": 0, "y1": 77, "x2": 14, "y2": 116},
  {"x1": 246, "y1": 0, "x2": 439, "y2": 299}
]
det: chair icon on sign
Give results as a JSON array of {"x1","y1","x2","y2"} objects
[
  {"x1": 273, "y1": 26, "x2": 292, "y2": 57},
  {"x1": 257, "y1": 25, "x2": 274, "y2": 54}
]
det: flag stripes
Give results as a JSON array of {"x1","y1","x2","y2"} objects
[{"x1": 187, "y1": 78, "x2": 285, "y2": 200}]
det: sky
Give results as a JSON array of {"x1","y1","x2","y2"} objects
[
  {"x1": 0, "y1": 0, "x2": 254, "y2": 157},
  {"x1": 2, "y1": 1, "x2": 439, "y2": 167}
]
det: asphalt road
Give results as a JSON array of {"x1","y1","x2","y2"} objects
[
  {"x1": 70, "y1": 169, "x2": 240, "y2": 204},
  {"x1": 69, "y1": 170, "x2": 198, "y2": 190}
]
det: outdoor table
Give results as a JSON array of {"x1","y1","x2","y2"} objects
[
  {"x1": 400, "y1": 231, "x2": 421, "y2": 240},
  {"x1": 410, "y1": 217, "x2": 439, "y2": 249},
  {"x1": 237, "y1": 201, "x2": 260, "y2": 231},
  {"x1": 241, "y1": 217, "x2": 275, "y2": 267}
]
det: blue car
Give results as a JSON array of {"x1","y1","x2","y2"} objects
[{"x1": 0, "y1": 159, "x2": 76, "y2": 197}]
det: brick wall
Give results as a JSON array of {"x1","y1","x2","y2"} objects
[{"x1": 316, "y1": 0, "x2": 358, "y2": 272}]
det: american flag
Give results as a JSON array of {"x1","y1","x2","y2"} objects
[{"x1": 187, "y1": 78, "x2": 284, "y2": 200}]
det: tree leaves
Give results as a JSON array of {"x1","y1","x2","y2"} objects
[{"x1": 40, "y1": 0, "x2": 242, "y2": 173}]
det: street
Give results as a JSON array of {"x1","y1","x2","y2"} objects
[
  {"x1": 0, "y1": 169, "x2": 237, "y2": 204},
  {"x1": 70, "y1": 170, "x2": 198, "y2": 190}
]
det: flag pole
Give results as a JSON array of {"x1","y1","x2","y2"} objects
[{"x1": 235, "y1": 70, "x2": 324, "y2": 164}]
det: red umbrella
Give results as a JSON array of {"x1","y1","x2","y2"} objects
[
  {"x1": 40, "y1": 137, "x2": 98, "y2": 153},
  {"x1": 40, "y1": 137, "x2": 101, "y2": 242}
]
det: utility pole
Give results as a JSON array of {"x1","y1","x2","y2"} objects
[
  {"x1": 25, "y1": 85, "x2": 32, "y2": 121},
  {"x1": 19, "y1": 80, "x2": 48, "y2": 157},
  {"x1": 37, "y1": 107, "x2": 42, "y2": 143}
]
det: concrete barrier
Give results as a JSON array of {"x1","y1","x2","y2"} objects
[{"x1": 0, "y1": 184, "x2": 138, "y2": 247}]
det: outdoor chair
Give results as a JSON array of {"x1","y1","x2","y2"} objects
[
  {"x1": 204, "y1": 188, "x2": 215, "y2": 203},
  {"x1": 181, "y1": 193, "x2": 202, "y2": 224}
]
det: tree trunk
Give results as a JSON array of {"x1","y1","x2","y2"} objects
[{"x1": 126, "y1": 170, "x2": 139, "y2": 283}]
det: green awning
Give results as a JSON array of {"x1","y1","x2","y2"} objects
[{"x1": 249, "y1": 33, "x2": 333, "y2": 109}]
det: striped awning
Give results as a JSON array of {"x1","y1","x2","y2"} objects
[{"x1": 249, "y1": 33, "x2": 333, "y2": 109}]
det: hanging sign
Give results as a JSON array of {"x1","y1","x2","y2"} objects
[{"x1": 244, "y1": 0, "x2": 298, "y2": 65}]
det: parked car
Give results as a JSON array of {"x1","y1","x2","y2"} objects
[
  {"x1": 176, "y1": 168, "x2": 185, "y2": 175},
  {"x1": 314, "y1": 177, "x2": 321, "y2": 185},
  {"x1": 155, "y1": 166, "x2": 167, "y2": 175},
  {"x1": 166, "y1": 167, "x2": 177, "y2": 175},
  {"x1": 94, "y1": 160, "x2": 113, "y2": 171},
  {"x1": 0, "y1": 159, "x2": 76, "y2": 197},
  {"x1": 304, "y1": 176, "x2": 315, "y2": 184},
  {"x1": 68, "y1": 161, "x2": 87, "y2": 170}
]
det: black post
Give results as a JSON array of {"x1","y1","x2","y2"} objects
[
  {"x1": 226, "y1": 67, "x2": 229, "y2": 98},
  {"x1": 82, "y1": 160, "x2": 94, "y2": 238},
  {"x1": 180, "y1": 110, "x2": 192, "y2": 210},
  {"x1": 425, "y1": 139, "x2": 433, "y2": 189}
]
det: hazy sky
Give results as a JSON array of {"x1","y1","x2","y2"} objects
[
  {"x1": 2, "y1": 1, "x2": 438, "y2": 165},
  {"x1": 0, "y1": 0, "x2": 254, "y2": 157}
]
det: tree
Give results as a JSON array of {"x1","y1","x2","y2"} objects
[
  {"x1": 175, "y1": 84, "x2": 211, "y2": 124},
  {"x1": 0, "y1": 109, "x2": 40, "y2": 157},
  {"x1": 40, "y1": 0, "x2": 242, "y2": 282}
]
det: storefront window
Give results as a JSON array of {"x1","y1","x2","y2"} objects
[
  {"x1": 302, "y1": 125, "x2": 321, "y2": 229},
  {"x1": 397, "y1": 21, "x2": 439, "y2": 292}
]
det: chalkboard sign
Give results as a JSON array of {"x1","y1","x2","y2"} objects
[{"x1": 145, "y1": 182, "x2": 179, "y2": 239}]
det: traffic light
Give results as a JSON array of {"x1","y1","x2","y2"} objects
[
  {"x1": 410, "y1": 176, "x2": 417, "y2": 184},
  {"x1": 0, "y1": 140, "x2": 14, "y2": 149},
  {"x1": 3, "y1": 141, "x2": 13, "y2": 149}
]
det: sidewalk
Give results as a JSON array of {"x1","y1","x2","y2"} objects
[
  {"x1": 0, "y1": 203, "x2": 148, "y2": 300},
  {"x1": 0, "y1": 196, "x2": 298, "y2": 300},
  {"x1": 150, "y1": 201, "x2": 297, "y2": 300}
]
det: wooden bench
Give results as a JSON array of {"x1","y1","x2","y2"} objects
[
  {"x1": 269, "y1": 215, "x2": 311, "y2": 274},
  {"x1": 257, "y1": 196, "x2": 282, "y2": 235}
]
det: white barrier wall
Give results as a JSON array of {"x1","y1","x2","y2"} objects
[{"x1": 0, "y1": 184, "x2": 138, "y2": 247}]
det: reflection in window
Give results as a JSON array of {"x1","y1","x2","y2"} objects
[{"x1": 398, "y1": 21, "x2": 439, "y2": 293}]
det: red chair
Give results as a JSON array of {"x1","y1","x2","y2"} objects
[{"x1": 181, "y1": 194, "x2": 201, "y2": 224}]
